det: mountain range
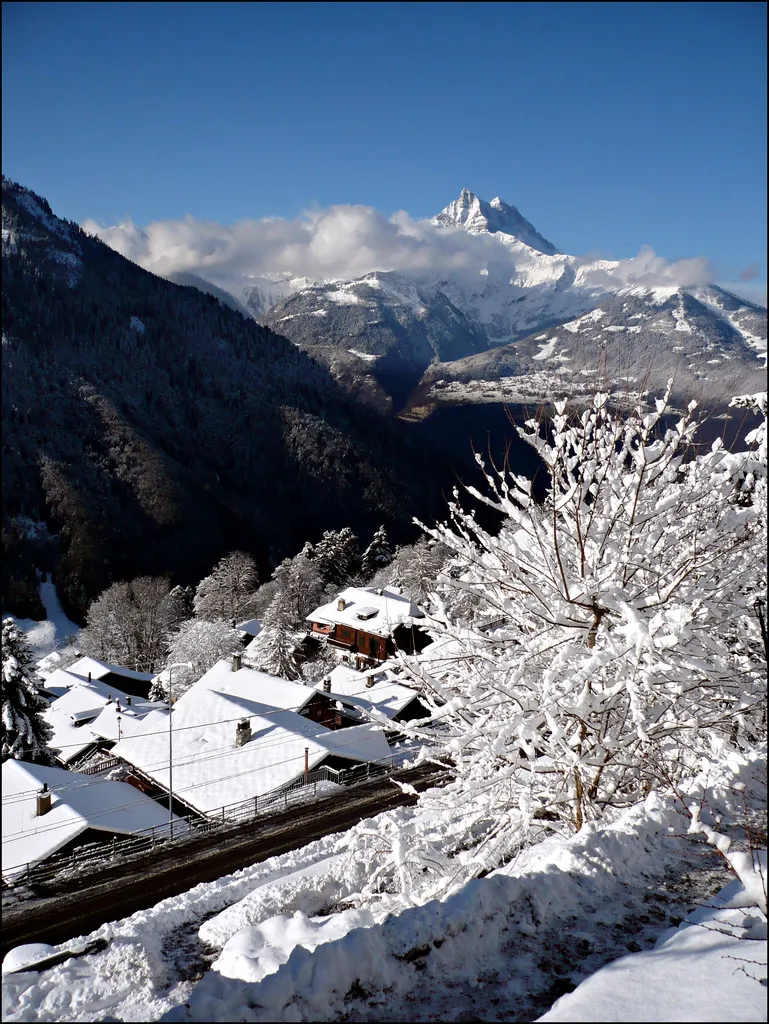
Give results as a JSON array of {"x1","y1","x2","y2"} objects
[
  {"x1": 2, "y1": 179, "x2": 765, "y2": 623},
  {"x1": 162, "y1": 188, "x2": 766, "y2": 416}
]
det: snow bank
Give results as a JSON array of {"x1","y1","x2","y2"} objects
[
  {"x1": 163, "y1": 749, "x2": 766, "y2": 1022},
  {"x1": 3, "y1": 751, "x2": 764, "y2": 1023},
  {"x1": 160, "y1": 795, "x2": 690, "y2": 1021},
  {"x1": 539, "y1": 880, "x2": 767, "y2": 1022},
  {"x1": 215, "y1": 907, "x2": 376, "y2": 984},
  {"x1": 0, "y1": 832, "x2": 360, "y2": 1022},
  {"x1": 2, "y1": 946, "x2": 57, "y2": 977}
]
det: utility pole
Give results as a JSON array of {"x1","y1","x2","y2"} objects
[{"x1": 165, "y1": 662, "x2": 193, "y2": 839}]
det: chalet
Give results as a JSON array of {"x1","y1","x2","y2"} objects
[
  {"x1": 306, "y1": 587, "x2": 432, "y2": 668},
  {"x1": 43, "y1": 678, "x2": 166, "y2": 767},
  {"x1": 2, "y1": 760, "x2": 184, "y2": 882},
  {"x1": 110, "y1": 656, "x2": 392, "y2": 819},
  {"x1": 316, "y1": 664, "x2": 432, "y2": 725},
  {"x1": 193, "y1": 656, "x2": 362, "y2": 729}
]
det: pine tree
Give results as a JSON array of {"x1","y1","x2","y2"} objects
[
  {"x1": 168, "y1": 584, "x2": 195, "y2": 620},
  {"x1": 148, "y1": 676, "x2": 168, "y2": 703},
  {"x1": 313, "y1": 528, "x2": 360, "y2": 587},
  {"x1": 369, "y1": 535, "x2": 449, "y2": 605},
  {"x1": 248, "y1": 594, "x2": 303, "y2": 680},
  {"x1": 2, "y1": 618, "x2": 54, "y2": 763},
  {"x1": 360, "y1": 525, "x2": 393, "y2": 581}
]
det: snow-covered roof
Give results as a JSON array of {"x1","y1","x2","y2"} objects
[
  {"x1": 2, "y1": 759, "x2": 182, "y2": 880},
  {"x1": 42, "y1": 712, "x2": 100, "y2": 765},
  {"x1": 88, "y1": 701, "x2": 168, "y2": 744},
  {"x1": 236, "y1": 618, "x2": 262, "y2": 638},
  {"x1": 112, "y1": 660, "x2": 391, "y2": 815},
  {"x1": 66, "y1": 657, "x2": 155, "y2": 684},
  {"x1": 43, "y1": 680, "x2": 165, "y2": 763},
  {"x1": 307, "y1": 587, "x2": 425, "y2": 639},
  {"x1": 318, "y1": 665, "x2": 426, "y2": 720},
  {"x1": 194, "y1": 660, "x2": 318, "y2": 713},
  {"x1": 39, "y1": 667, "x2": 91, "y2": 700}
]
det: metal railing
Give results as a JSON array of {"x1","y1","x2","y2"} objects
[
  {"x1": 3, "y1": 748, "x2": 420, "y2": 896},
  {"x1": 81, "y1": 757, "x2": 124, "y2": 776}
]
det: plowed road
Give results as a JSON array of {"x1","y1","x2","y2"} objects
[{"x1": 1, "y1": 762, "x2": 450, "y2": 956}]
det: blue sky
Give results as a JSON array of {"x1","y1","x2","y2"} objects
[{"x1": 2, "y1": 1, "x2": 766, "y2": 297}]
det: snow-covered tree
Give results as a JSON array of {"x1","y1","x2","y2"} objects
[
  {"x1": 247, "y1": 596, "x2": 304, "y2": 680},
  {"x1": 168, "y1": 584, "x2": 195, "y2": 620},
  {"x1": 313, "y1": 528, "x2": 360, "y2": 587},
  {"x1": 268, "y1": 550, "x2": 325, "y2": 630},
  {"x1": 148, "y1": 676, "x2": 169, "y2": 703},
  {"x1": 162, "y1": 618, "x2": 243, "y2": 695},
  {"x1": 361, "y1": 525, "x2": 393, "y2": 581},
  {"x1": 300, "y1": 642, "x2": 339, "y2": 684},
  {"x1": 193, "y1": 551, "x2": 259, "y2": 623},
  {"x1": 351, "y1": 386, "x2": 767, "y2": 902},
  {"x1": 369, "y1": 535, "x2": 450, "y2": 606},
  {"x1": 79, "y1": 576, "x2": 184, "y2": 672},
  {"x1": 2, "y1": 618, "x2": 54, "y2": 763}
]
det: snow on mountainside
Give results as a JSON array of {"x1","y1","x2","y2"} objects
[
  {"x1": 414, "y1": 284, "x2": 767, "y2": 413},
  {"x1": 87, "y1": 185, "x2": 766, "y2": 413},
  {"x1": 256, "y1": 191, "x2": 765, "y2": 411},
  {"x1": 433, "y1": 187, "x2": 560, "y2": 255},
  {"x1": 263, "y1": 271, "x2": 490, "y2": 411}
]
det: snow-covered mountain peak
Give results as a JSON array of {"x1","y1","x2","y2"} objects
[{"x1": 434, "y1": 189, "x2": 559, "y2": 256}]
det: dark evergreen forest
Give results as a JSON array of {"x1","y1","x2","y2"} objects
[{"x1": 1, "y1": 179, "x2": 465, "y2": 622}]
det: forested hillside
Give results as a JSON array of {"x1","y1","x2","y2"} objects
[{"x1": 1, "y1": 180, "x2": 460, "y2": 621}]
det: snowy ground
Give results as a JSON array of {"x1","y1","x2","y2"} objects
[
  {"x1": 540, "y1": 882, "x2": 767, "y2": 1022},
  {"x1": 2, "y1": 581, "x2": 79, "y2": 664},
  {"x1": 1, "y1": 751, "x2": 765, "y2": 1023}
]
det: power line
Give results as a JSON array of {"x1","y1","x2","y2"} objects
[
  {"x1": 2, "y1": 675, "x2": 429, "y2": 805},
  {"x1": 1, "y1": 728, "x2": 420, "y2": 847}
]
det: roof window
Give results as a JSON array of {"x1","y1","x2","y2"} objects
[{"x1": 355, "y1": 606, "x2": 379, "y2": 621}]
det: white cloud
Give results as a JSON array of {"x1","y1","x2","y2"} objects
[
  {"x1": 82, "y1": 204, "x2": 719, "y2": 301},
  {"x1": 83, "y1": 205, "x2": 499, "y2": 288},
  {"x1": 577, "y1": 245, "x2": 714, "y2": 290}
]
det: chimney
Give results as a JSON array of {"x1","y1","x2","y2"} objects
[
  {"x1": 36, "y1": 783, "x2": 52, "y2": 817},
  {"x1": 125, "y1": 695, "x2": 132, "y2": 706},
  {"x1": 232, "y1": 653, "x2": 242, "y2": 672},
  {"x1": 323, "y1": 678, "x2": 331, "y2": 693},
  {"x1": 337, "y1": 598, "x2": 346, "y2": 612},
  {"x1": 88, "y1": 672, "x2": 92, "y2": 683},
  {"x1": 235, "y1": 718, "x2": 252, "y2": 747},
  {"x1": 366, "y1": 675, "x2": 376, "y2": 688}
]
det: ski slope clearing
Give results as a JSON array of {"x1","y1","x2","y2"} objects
[
  {"x1": 2, "y1": 581, "x2": 79, "y2": 664},
  {"x1": 1, "y1": 749, "x2": 765, "y2": 1023}
]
